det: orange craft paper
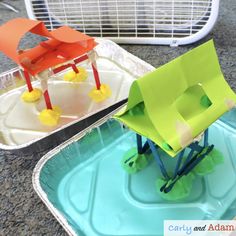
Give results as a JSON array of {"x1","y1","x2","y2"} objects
[{"x1": 0, "y1": 18, "x2": 97, "y2": 75}]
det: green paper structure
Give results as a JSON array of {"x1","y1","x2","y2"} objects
[{"x1": 114, "y1": 40, "x2": 236, "y2": 157}]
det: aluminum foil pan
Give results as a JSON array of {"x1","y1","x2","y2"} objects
[
  {"x1": 33, "y1": 107, "x2": 236, "y2": 236},
  {"x1": 0, "y1": 39, "x2": 154, "y2": 150}
]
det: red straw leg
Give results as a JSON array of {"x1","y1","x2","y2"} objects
[
  {"x1": 74, "y1": 54, "x2": 89, "y2": 64},
  {"x1": 71, "y1": 64, "x2": 79, "y2": 73},
  {"x1": 23, "y1": 70, "x2": 33, "y2": 92},
  {"x1": 53, "y1": 55, "x2": 89, "y2": 75},
  {"x1": 92, "y1": 63, "x2": 101, "y2": 90},
  {"x1": 43, "y1": 90, "x2": 53, "y2": 110}
]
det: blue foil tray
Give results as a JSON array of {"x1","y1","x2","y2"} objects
[{"x1": 34, "y1": 109, "x2": 236, "y2": 236}]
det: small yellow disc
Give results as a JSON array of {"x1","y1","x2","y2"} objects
[
  {"x1": 21, "y1": 88, "x2": 42, "y2": 102},
  {"x1": 89, "y1": 84, "x2": 112, "y2": 102},
  {"x1": 63, "y1": 67, "x2": 88, "y2": 82},
  {"x1": 38, "y1": 106, "x2": 62, "y2": 126}
]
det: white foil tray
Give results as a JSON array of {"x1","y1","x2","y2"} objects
[{"x1": 0, "y1": 39, "x2": 154, "y2": 150}]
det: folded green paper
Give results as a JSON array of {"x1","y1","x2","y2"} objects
[{"x1": 114, "y1": 40, "x2": 236, "y2": 157}]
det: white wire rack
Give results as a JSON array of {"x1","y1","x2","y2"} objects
[{"x1": 25, "y1": 0, "x2": 219, "y2": 45}]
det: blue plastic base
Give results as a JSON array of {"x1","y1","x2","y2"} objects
[{"x1": 39, "y1": 109, "x2": 236, "y2": 236}]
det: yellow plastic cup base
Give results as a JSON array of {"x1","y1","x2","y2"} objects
[
  {"x1": 21, "y1": 88, "x2": 42, "y2": 102},
  {"x1": 63, "y1": 67, "x2": 88, "y2": 82},
  {"x1": 38, "y1": 106, "x2": 62, "y2": 126},
  {"x1": 89, "y1": 84, "x2": 112, "y2": 102}
]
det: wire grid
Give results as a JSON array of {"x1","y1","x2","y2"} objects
[{"x1": 30, "y1": 0, "x2": 213, "y2": 39}]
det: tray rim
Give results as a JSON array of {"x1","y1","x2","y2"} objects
[
  {"x1": 0, "y1": 38, "x2": 154, "y2": 150},
  {"x1": 32, "y1": 105, "x2": 123, "y2": 236},
  {"x1": 32, "y1": 106, "x2": 236, "y2": 236}
]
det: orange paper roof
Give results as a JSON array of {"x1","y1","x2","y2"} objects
[{"x1": 0, "y1": 18, "x2": 97, "y2": 75}]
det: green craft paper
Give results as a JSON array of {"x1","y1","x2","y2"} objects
[{"x1": 114, "y1": 40, "x2": 236, "y2": 157}]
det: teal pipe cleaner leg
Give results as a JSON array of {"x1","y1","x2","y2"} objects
[
  {"x1": 193, "y1": 129, "x2": 224, "y2": 175},
  {"x1": 147, "y1": 139, "x2": 169, "y2": 180},
  {"x1": 136, "y1": 134, "x2": 143, "y2": 154},
  {"x1": 159, "y1": 142, "x2": 203, "y2": 194},
  {"x1": 204, "y1": 128, "x2": 209, "y2": 147},
  {"x1": 157, "y1": 135, "x2": 216, "y2": 200},
  {"x1": 173, "y1": 149, "x2": 185, "y2": 179},
  {"x1": 158, "y1": 145, "x2": 214, "y2": 201},
  {"x1": 121, "y1": 134, "x2": 152, "y2": 174}
]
